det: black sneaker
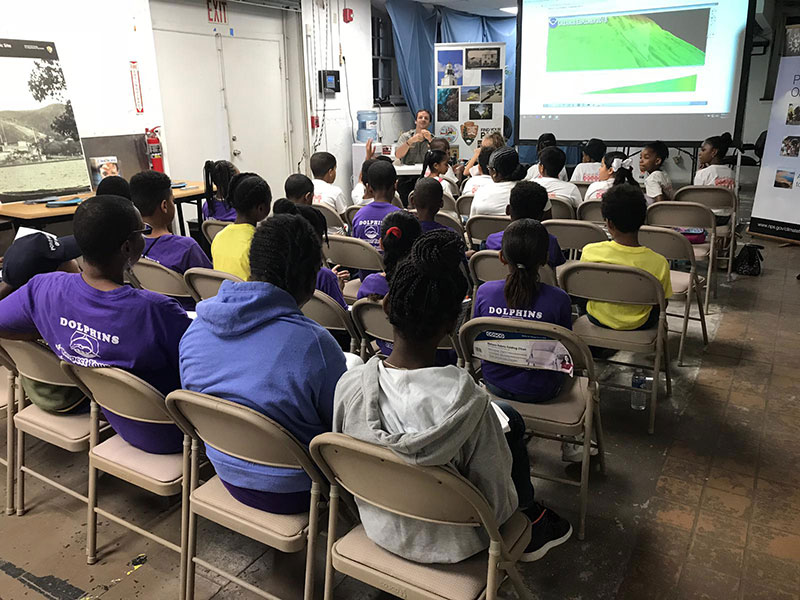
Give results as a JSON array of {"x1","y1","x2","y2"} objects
[{"x1": 519, "y1": 504, "x2": 573, "y2": 562}]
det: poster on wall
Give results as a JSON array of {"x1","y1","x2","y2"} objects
[
  {"x1": 434, "y1": 42, "x2": 505, "y2": 163},
  {"x1": 750, "y1": 55, "x2": 800, "y2": 242},
  {"x1": 0, "y1": 38, "x2": 91, "y2": 202}
]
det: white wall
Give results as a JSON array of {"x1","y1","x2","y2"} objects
[{"x1": 377, "y1": 105, "x2": 414, "y2": 144}]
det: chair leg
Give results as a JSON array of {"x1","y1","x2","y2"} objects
[
  {"x1": 304, "y1": 481, "x2": 321, "y2": 600},
  {"x1": 649, "y1": 342, "x2": 663, "y2": 435},
  {"x1": 663, "y1": 328, "x2": 673, "y2": 398},
  {"x1": 593, "y1": 404, "x2": 607, "y2": 476},
  {"x1": 323, "y1": 486, "x2": 339, "y2": 600},
  {"x1": 86, "y1": 458, "x2": 98, "y2": 564},
  {"x1": 695, "y1": 280, "x2": 709, "y2": 345},
  {"x1": 15, "y1": 426, "x2": 24, "y2": 516},
  {"x1": 185, "y1": 440, "x2": 200, "y2": 600},
  {"x1": 486, "y1": 540, "x2": 500, "y2": 600},
  {"x1": 6, "y1": 371, "x2": 15, "y2": 516},
  {"x1": 578, "y1": 410, "x2": 593, "y2": 541},
  {"x1": 678, "y1": 290, "x2": 691, "y2": 367},
  {"x1": 179, "y1": 436, "x2": 190, "y2": 600},
  {"x1": 506, "y1": 565, "x2": 533, "y2": 600},
  {"x1": 704, "y1": 252, "x2": 713, "y2": 314}
]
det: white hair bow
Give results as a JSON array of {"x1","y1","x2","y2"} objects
[{"x1": 611, "y1": 157, "x2": 634, "y2": 171}]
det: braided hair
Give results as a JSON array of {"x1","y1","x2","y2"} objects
[
  {"x1": 488, "y1": 147, "x2": 526, "y2": 182},
  {"x1": 386, "y1": 229, "x2": 468, "y2": 341},
  {"x1": 249, "y1": 214, "x2": 322, "y2": 302},
  {"x1": 203, "y1": 160, "x2": 237, "y2": 214},
  {"x1": 228, "y1": 172, "x2": 272, "y2": 216},
  {"x1": 381, "y1": 211, "x2": 422, "y2": 280},
  {"x1": 272, "y1": 197, "x2": 329, "y2": 246},
  {"x1": 502, "y1": 219, "x2": 549, "y2": 309}
]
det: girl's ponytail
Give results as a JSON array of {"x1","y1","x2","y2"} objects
[{"x1": 502, "y1": 219, "x2": 549, "y2": 309}]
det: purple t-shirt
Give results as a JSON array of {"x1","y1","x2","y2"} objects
[
  {"x1": 420, "y1": 220, "x2": 449, "y2": 233},
  {"x1": 202, "y1": 199, "x2": 237, "y2": 222},
  {"x1": 474, "y1": 280, "x2": 572, "y2": 400},
  {"x1": 352, "y1": 202, "x2": 400, "y2": 249},
  {"x1": 485, "y1": 231, "x2": 566, "y2": 269},
  {"x1": 316, "y1": 267, "x2": 347, "y2": 309},
  {"x1": 143, "y1": 235, "x2": 212, "y2": 274},
  {"x1": 0, "y1": 272, "x2": 191, "y2": 454}
]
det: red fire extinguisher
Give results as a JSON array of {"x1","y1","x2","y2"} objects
[{"x1": 145, "y1": 126, "x2": 164, "y2": 172}]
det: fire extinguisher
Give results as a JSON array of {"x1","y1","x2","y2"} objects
[{"x1": 145, "y1": 126, "x2": 164, "y2": 172}]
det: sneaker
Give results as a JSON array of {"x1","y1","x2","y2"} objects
[
  {"x1": 561, "y1": 437, "x2": 599, "y2": 463},
  {"x1": 520, "y1": 504, "x2": 572, "y2": 562}
]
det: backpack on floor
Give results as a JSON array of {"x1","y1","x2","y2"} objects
[{"x1": 733, "y1": 243, "x2": 764, "y2": 276}]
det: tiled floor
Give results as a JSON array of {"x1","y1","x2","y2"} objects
[{"x1": 0, "y1": 236, "x2": 798, "y2": 600}]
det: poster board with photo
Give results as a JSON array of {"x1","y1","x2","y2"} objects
[
  {"x1": 750, "y1": 55, "x2": 800, "y2": 243},
  {"x1": 434, "y1": 43, "x2": 506, "y2": 163}
]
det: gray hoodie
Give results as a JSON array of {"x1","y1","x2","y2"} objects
[{"x1": 334, "y1": 356, "x2": 518, "y2": 563}]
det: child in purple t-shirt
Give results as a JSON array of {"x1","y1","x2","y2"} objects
[
  {"x1": 484, "y1": 180, "x2": 565, "y2": 269},
  {"x1": 351, "y1": 161, "x2": 401, "y2": 250},
  {"x1": 202, "y1": 160, "x2": 239, "y2": 221},
  {"x1": 411, "y1": 177, "x2": 450, "y2": 234},
  {"x1": 0, "y1": 196, "x2": 191, "y2": 454}
]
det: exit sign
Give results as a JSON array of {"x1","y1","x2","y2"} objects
[{"x1": 207, "y1": 1, "x2": 228, "y2": 24}]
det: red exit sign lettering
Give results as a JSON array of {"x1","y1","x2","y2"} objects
[{"x1": 207, "y1": 1, "x2": 228, "y2": 24}]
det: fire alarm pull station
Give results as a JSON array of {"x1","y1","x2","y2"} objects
[{"x1": 318, "y1": 70, "x2": 340, "y2": 93}]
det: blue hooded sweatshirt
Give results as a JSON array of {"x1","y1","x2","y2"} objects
[{"x1": 179, "y1": 280, "x2": 347, "y2": 493}]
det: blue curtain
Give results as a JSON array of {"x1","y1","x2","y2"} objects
[{"x1": 385, "y1": 0, "x2": 438, "y2": 122}]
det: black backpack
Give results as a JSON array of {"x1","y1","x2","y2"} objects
[{"x1": 733, "y1": 243, "x2": 764, "y2": 276}]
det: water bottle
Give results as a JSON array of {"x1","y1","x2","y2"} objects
[{"x1": 631, "y1": 369, "x2": 647, "y2": 411}]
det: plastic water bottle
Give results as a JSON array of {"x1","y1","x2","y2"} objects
[{"x1": 631, "y1": 369, "x2": 647, "y2": 411}]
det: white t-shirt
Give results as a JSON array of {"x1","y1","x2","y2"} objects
[
  {"x1": 693, "y1": 164, "x2": 735, "y2": 189},
  {"x1": 526, "y1": 163, "x2": 568, "y2": 182},
  {"x1": 463, "y1": 174, "x2": 493, "y2": 197},
  {"x1": 351, "y1": 181, "x2": 369, "y2": 206},
  {"x1": 470, "y1": 181, "x2": 516, "y2": 216},
  {"x1": 570, "y1": 162, "x2": 602, "y2": 183},
  {"x1": 584, "y1": 179, "x2": 614, "y2": 202},
  {"x1": 313, "y1": 179, "x2": 350, "y2": 214},
  {"x1": 644, "y1": 170, "x2": 674, "y2": 202},
  {"x1": 538, "y1": 177, "x2": 582, "y2": 208}
]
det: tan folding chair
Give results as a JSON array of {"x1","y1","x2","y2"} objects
[
  {"x1": 456, "y1": 194, "x2": 473, "y2": 219},
  {"x1": 302, "y1": 290, "x2": 361, "y2": 354},
  {"x1": 184, "y1": 268, "x2": 243, "y2": 302},
  {"x1": 639, "y1": 226, "x2": 709, "y2": 366},
  {"x1": 61, "y1": 363, "x2": 189, "y2": 599},
  {"x1": 310, "y1": 432, "x2": 534, "y2": 600},
  {"x1": 407, "y1": 209, "x2": 465, "y2": 235},
  {"x1": 0, "y1": 345, "x2": 18, "y2": 515},
  {"x1": 441, "y1": 194, "x2": 458, "y2": 214},
  {"x1": 202, "y1": 219, "x2": 229, "y2": 244},
  {"x1": 165, "y1": 390, "x2": 329, "y2": 600},
  {"x1": 343, "y1": 205, "x2": 361, "y2": 229},
  {"x1": 459, "y1": 318, "x2": 605, "y2": 539},
  {"x1": 323, "y1": 236, "x2": 385, "y2": 304},
  {"x1": 468, "y1": 250, "x2": 558, "y2": 312},
  {"x1": 393, "y1": 194, "x2": 404, "y2": 209},
  {"x1": 646, "y1": 201, "x2": 717, "y2": 313},
  {"x1": 674, "y1": 185, "x2": 737, "y2": 280},
  {"x1": 550, "y1": 197, "x2": 576, "y2": 220},
  {"x1": 315, "y1": 203, "x2": 348, "y2": 233},
  {"x1": 130, "y1": 258, "x2": 194, "y2": 302},
  {"x1": 465, "y1": 215, "x2": 511, "y2": 246},
  {"x1": 560, "y1": 262, "x2": 671, "y2": 434},
  {"x1": 577, "y1": 199, "x2": 603, "y2": 223},
  {"x1": 573, "y1": 181, "x2": 590, "y2": 200},
  {"x1": 542, "y1": 219, "x2": 608, "y2": 284}
]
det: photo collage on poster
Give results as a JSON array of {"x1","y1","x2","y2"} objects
[
  {"x1": 435, "y1": 44, "x2": 504, "y2": 162},
  {"x1": 774, "y1": 100, "x2": 800, "y2": 188}
]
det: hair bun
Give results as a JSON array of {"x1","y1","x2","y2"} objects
[
  {"x1": 411, "y1": 230, "x2": 465, "y2": 277},
  {"x1": 272, "y1": 198, "x2": 298, "y2": 215},
  {"x1": 721, "y1": 132, "x2": 732, "y2": 143}
]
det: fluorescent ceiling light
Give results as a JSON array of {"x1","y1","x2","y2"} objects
[{"x1": 499, "y1": 6, "x2": 518, "y2": 14}]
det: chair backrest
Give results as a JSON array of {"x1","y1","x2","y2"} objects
[
  {"x1": 465, "y1": 215, "x2": 510, "y2": 242},
  {"x1": 407, "y1": 209, "x2": 465, "y2": 235},
  {"x1": 456, "y1": 194, "x2": 473, "y2": 218},
  {"x1": 469, "y1": 250, "x2": 556, "y2": 288},
  {"x1": 351, "y1": 298, "x2": 454, "y2": 350},
  {"x1": 441, "y1": 194, "x2": 458, "y2": 214},
  {"x1": 0, "y1": 343, "x2": 16, "y2": 373},
  {"x1": 324, "y1": 235, "x2": 384, "y2": 272},
  {"x1": 393, "y1": 193, "x2": 403, "y2": 208},
  {"x1": 0, "y1": 340, "x2": 73, "y2": 386},
  {"x1": 202, "y1": 219, "x2": 228, "y2": 244},
  {"x1": 130, "y1": 258, "x2": 192, "y2": 299},
  {"x1": 573, "y1": 181, "x2": 590, "y2": 200},
  {"x1": 343, "y1": 204, "x2": 361, "y2": 228},
  {"x1": 673, "y1": 185, "x2": 736, "y2": 212},
  {"x1": 166, "y1": 390, "x2": 325, "y2": 485},
  {"x1": 542, "y1": 219, "x2": 607, "y2": 250},
  {"x1": 550, "y1": 197, "x2": 576, "y2": 220},
  {"x1": 61, "y1": 363, "x2": 174, "y2": 424},
  {"x1": 310, "y1": 432, "x2": 497, "y2": 531},
  {"x1": 577, "y1": 199, "x2": 603, "y2": 223},
  {"x1": 639, "y1": 225, "x2": 696, "y2": 265},
  {"x1": 559, "y1": 262, "x2": 666, "y2": 309},
  {"x1": 301, "y1": 290, "x2": 359, "y2": 340},
  {"x1": 184, "y1": 267, "x2": 243, "y2": 302},
  {"x1": 646, "y1": 201, "x2": 715, "y2": 231},
  {"x1": 315, "y1": 203, "x2": 347, "y2": 232}
]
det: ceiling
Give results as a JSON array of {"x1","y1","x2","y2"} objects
[{"x1": 372, "y1": 0, "x2": 518, "y2": 18}]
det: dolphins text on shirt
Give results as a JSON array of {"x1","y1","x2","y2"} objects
[{"x1": 487, "y1": 306, "x2": 543, "y2": 319}]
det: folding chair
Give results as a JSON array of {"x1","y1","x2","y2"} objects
[
  {"x1": 130, "y1": 258, "x2": 194, "y2": 303},
  {"x1": 673, "y1": 185, "x2": 737, "y2": 280},
  {"x1": 550, "y1": 197, "x2": 576, "y2": 220},
  {"x1": 0, "y1": 345, "x2": 17, "y2": 515},
  {"x1": 468, "y1": 250, "x2": 557, "y2": 308},
  {"x1": 646, "y1": 201, "x2": 717, "y2": 313},
  {"x1": 166, "y1": 390, "x2": 329, "y2": 600},
  {"x1": 456, "y1": 194, "x2": 473, "y2": 219},
  {"x1": 407, "y1": 209, "x2": 465, "y2": 235},
  {"x1": 441, "y1": 194, "x2": 458, "y2": 214},
  {"x1": 639, "y1": 225, "x2": 709, "y2": 366},
  {"x1": 573, "y1": 181, "x2": 590, "y2": 200},
  {"x1": 343, "y1": 205, "x2": 361, "y2": 229},
  {"x1": 465, "y1": 215, "x2": 511, "y2": 247},
  {"x1": 323, "y1": 236, "x2": 385, "y2": 304},
  {"x1": 310, "y1": 432, "x2": 534, "y2": 600},
  {"x1": 315, "y1": 203, "x2": 348, "y2": 234},
  {"x1": 62, "y1": 363, "x2": 189, "y2": 600},
  {"x1": 560, "y1": 262, "x2": 671, "y2": 434},
  {"x1": 459, "y1": 318, "x2": 605, "y2": 539},
  {"x1": 302, "y1": 290, "x2": 361, "y2": 354},
  {"x1": 202, "y1": 219, "x2": 229, "y2": 244},
  {"x1": 576, "y1": 199, "x2": 603, "y2": 223},
  {"x1": 184, "y1": 268, "x2": 243, "y2": 302},
  {"x1": 542, "y1": 220, "x2": 608, "y2": 284}
]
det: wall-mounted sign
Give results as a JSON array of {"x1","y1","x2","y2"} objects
[
  {"x1": 130, "y1": 61, "x2": 144, "y2": 114},
  {"x1": 207, "y1": 1, "x2": 228, "y2": 24}
]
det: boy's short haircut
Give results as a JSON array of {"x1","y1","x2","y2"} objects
[
  {"x1": 129, "y1": 170, "x2": 172, "y2": 217},
  {"x1": 538, "y1": 146, "x2": 567, "y2": 177},
  {"x1": 284, "y1": 173, "x2": 314, "y2": 199},
  {"x1": 477, "y1": 146, "x2": 494, "y2": 175},
  {"x1": 366, "y1": 161, "x2": 397, "y2": 193},
  {"x1": 360, "y1": 159, "x2": 377, "y2": 186},
  {"x1": 601, "y1": 184, "x2": 647, "y2": 233},
  {"x1": 429, "y1": 137, "x2": 450, "y2": 151},
  {"x1": 310, "y1": 152, "x2": 337, "y2": 178},
  {"x1": 509, "y1": 181, "x2": 548, "y2": 220},
  {"x1": 74, "y1": 195, "x2": 141, "y2": 264},
  {"x1": 375, "y1": 155, "x2": 393, "y2": 164},
  {"x1": 537, "y1": 132, "x2": 557, "y2": 152},
  {"x1": 412, "y1": 178, "x2": 443, "y2": 211},
  {"x1": 644, "y1": 140, "x2": 669, "y2": 163},
  {"x1": 96, "y1": 176, "x2": 131, "y2": 200}
]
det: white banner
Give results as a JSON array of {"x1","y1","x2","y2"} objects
[{"x1": 750, "y1": 55, "x2": 800, "y2": 242}]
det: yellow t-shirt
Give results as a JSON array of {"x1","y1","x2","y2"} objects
[
  {"x1": 211, "y1": 223, "x2": 255, "y2": 281},
  {"x1": 580, "y1": 240, "x2": 672, "y2": 330}
]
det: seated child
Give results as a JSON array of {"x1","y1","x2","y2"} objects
[
  {"x1": 470, "y1": 147, "x2": 530, "y2": 217},
  {"x1": 203, "y1": 160, "x2": 239, "y2": 221},
  {"x1": 284, "y1": 173, "x2": 314, "y2": 205},
  {"x1": 211, "y1": 173, "x2": 272, "y2": 280},
  {"x1": 311, "y1": 151, "x2": 350, "y2": 215},
  {"x1": 463, "y1": 146, "x2": 494, "y2": 196},
  {"x1": 427, "y1": 137, "x2": 459, "y2": 196},
  {"x1": 351, "y1": 161, "x2": 401, "y2": 250},
  {"x1": 180, "y1": 214, "x2": 346, "y2": 513},
  {"x1": 485, "y1": 181, "x2": 565, "y2": 270},
  {"x1": 584, "y1": 152, "x2": 637, "y2": 201},
  {"x1": 465, "y1": 131, "x2": 505, "y2": 178},
  {"x1": 694, "y1": 132, "x2": 735, "y2": 190},
  {"x1": 411, "y1": 178, "x2": 450, "y2": 233},
  {"x1": 640, "y1": 141, "x2": 673, "y2": 203},
  {"x1": 96, "y1": 175, "x2": 131, "y2": 199},
  {"x1": 570, "y1": 138, "x2": 606, "y2": 183},
  {"x1": 0, "y1": 196, "x2": 190, "y2": 453},
  {"x1": 420, "y1": 149, "x2": 456, "y2": 201},
  {"x1": 526, "y1": 133, "x2": 568, "y2": 182},
  {"x1": 580, "y1": 184, "x2": 672, "y2": 330},
  {"x1": 336, "y1": 229, "x2": 571, "y2": 563},
  {"x1": 531, "y1": 147, "x2": 582, "y2": 208}
]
